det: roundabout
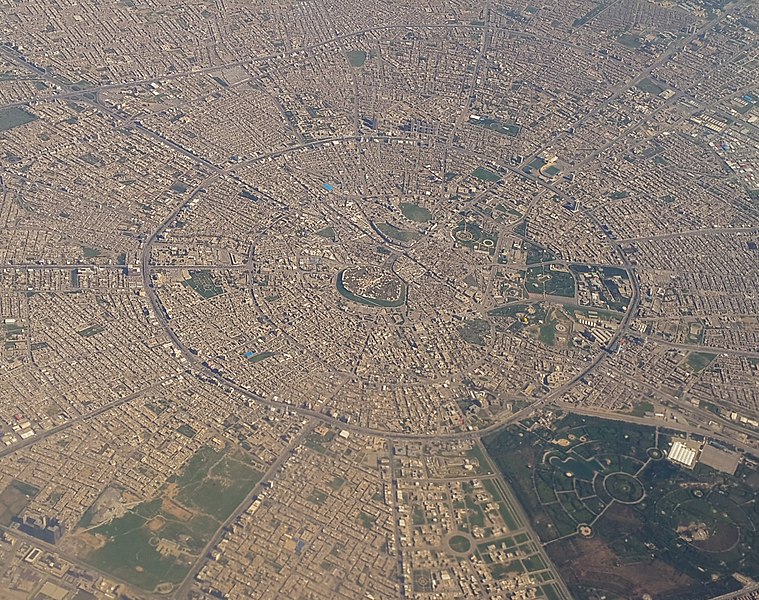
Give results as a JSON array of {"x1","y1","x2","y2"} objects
[
  {"x1": 670, "y1": 497, "x2": 744, "y2": 553},
  {"x1": 603, "y1": 472, "x2": 645, "y2": 505},
  {"x1": 447, "y1": 533, "x2": 474, "y2": 555},
  {"x1": 577, "y1": 524, "x2": 593, "y2": 538},
  {"x1": 454, "y1": 229, "x2": 476, "y2": 243}
]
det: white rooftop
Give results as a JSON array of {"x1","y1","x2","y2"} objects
[{"x1": 668, "y1": 440, "x2": 697, "y2": 468}]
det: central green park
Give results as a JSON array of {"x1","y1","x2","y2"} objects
[{"x1": 483, "y1": 413, "x2": 759, "y2": 600}]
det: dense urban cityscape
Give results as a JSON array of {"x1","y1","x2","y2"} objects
[{"x1": 0, "y1": 0, "x2": 757, "y2": 598}]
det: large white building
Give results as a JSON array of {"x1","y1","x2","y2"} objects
[{"x1": 668, "y1": 439, "x2": 698, "y2": 469}]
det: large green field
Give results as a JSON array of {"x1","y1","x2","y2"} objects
[
  {"x1": 0, "y1": 480, "x2": 39, "y2": 526},
  {"x1": 77, "y1": 324, "x2": 105, "y2": 337},
  {"x1": 183, "y1": 270, "x2": 224, "y2": 299},
  {"x1": 484, "y1": 413, "x2": 759, "y2": 600},
  {"x1": 468, "y1": 116, "x2": 520, "y2": 137},
  {"x1": 83, "y1": 445, "x2": 262, "y2": 592},
  {"x1": 525, "y1": 266, "x2": 575, "y2": 298},
  {"x1": 524, "y1": 242, "x2": 556, "y2": 265},
  {"x1": 346, "y1": 50, "x2": 367, "y2": 67},
  {"x1": 684, "y1": 351, "x2": 716, "y2": 372},
  {"x1": 375, "y1": 221, "x2": 421, "y2": 243},
  {"x1": 314, "y1": 226, "x2": 336, "y2": 239},
  {"x1": 0, "y1": 107, "x2": 38, "y2": 131},
  {"x1": 472, "y1": 167, "x2": 502, "y2": 182},
  {"x1": 636, "y1": 77, "x2": 664, "y2": 95},
  {"x1": 618, "y1": 33, "x2": 641, "y2": 48},
  {"x1": 399, "y1": 202, "x2": 433, "y2": 222}
]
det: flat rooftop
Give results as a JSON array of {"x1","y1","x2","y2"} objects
[{"x1": 700, "y1": 444, "x2": 741, "y2": 475}]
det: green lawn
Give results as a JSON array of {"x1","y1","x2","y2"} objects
[
  {"x1": 469, "y1": 116, "x2": 520, "y2": 137},
  {"x1": 449, "y1": 535, "x2": 472, "y2": 553},
  {"x1": 0, "y1": 480, "x2": 39, "y2": 526},
  {"x1": 525, "y1": 242, "x2": 556, "y2": 265},
  {"x1": 573, "y1": 3, "x2": 606, "y2": 26},
  {"x1": 77, "y1": 325, "x2": 105, "y2": 337},
  {"x1": 539, "y1": 320, "x2": 557, "y2": 346},
  {"x1": 247, "y1": 351, "x2": 275, "y2": 364},
  {"x1": 307, "y1": 490, "x2": 328, "y2": 505},
  {"x1": 346, "y1": 50, "x2": 367, "y2": 67},
  {"x1": 685, "y1": 351, "x2": 716, "y2": 372},
  {"x1": 636, "y1": 77, "x2": 664, "y2": 95},
  {"x1": 328, "y1": 477, "x2": 346, "y2": 491},
  {"x1": 183, "y1": 270, "x2": 223, "y2": 299},
  {"x1": 399, "y1": 202, "x2": 432, "y2": 222},
  {"x1": 525, "y1": 266, "x2": 575, "y2": 298},
  {"x1": 484, "y1": 412, "x2": 759, "y2": 597},
  {"x1": 82, "y1": 246, "x2": 101, "y2": 258},
  {"x1": 175, "y1": 451, "x2": 262, "y2": 520},
  {"x1": 89, "y1": 509, "x2": 189, "y2": 590},
  {"x1": 631, "y1": 401, "x2": 654, "y2": 417},
  {"x1": 359, "y1": 511, "x2": 376, "y2": 529},
  {"x1": 315, "y1": 226, "x2": 336, "y2": 239},
  {"x1": 618, "y1": 33, "x2": 641, "y2": 48},
  {"x1": 472, "y1": 167, "x2": 501, "y2": 182},
  {"x1": 376, "y1": 222, "x2": 420, "y2": 243},
  {"x1": 176, "y1": 424, "x2": 197, "y2": 438},
  {"x1": 0, "y1": 107, "x2": 38, "y2": 131}
]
